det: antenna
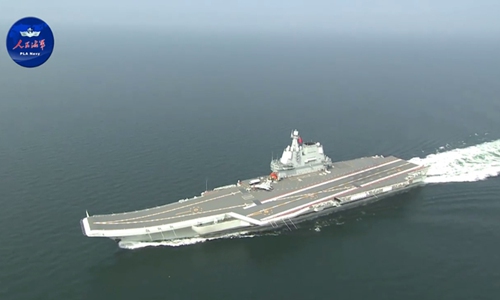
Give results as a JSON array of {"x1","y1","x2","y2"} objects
[{"x1": 205, "y1": 178, "x2": 208, "y2": 191}]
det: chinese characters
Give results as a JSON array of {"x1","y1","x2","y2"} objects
[{"x1": 12, "y1": 39, "x2": 45, "y2": 50}]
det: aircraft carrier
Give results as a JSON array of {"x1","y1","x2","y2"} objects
[{"x1": 80, "y1": 130, "x2": 429, "y2": 247}]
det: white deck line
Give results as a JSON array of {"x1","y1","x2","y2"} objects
[
  {"x1": 262, "y1": 164, "x2": 422, "y2": 222},
  {"x1": 226, "y1": 212, "x2": 264, "y2": 226},
  {"x1": 262, "y1": 189, "x2": 356, "y2": 222}
]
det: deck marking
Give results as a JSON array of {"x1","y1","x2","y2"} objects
[
  {"x1": 243, "y1": 161, "x2": 400, "y2": 209},
  {"x1": 262, "y1": 164, "x2": 423, "y2": 221},
  {"x1": 90, "y1": 158, "x2": 421, "y2": 229},
  {"x1": 258, "y1": 158, "x2": 401, "y2": 205},
  {"x1": 248, "y1": 161, "x2": 411, "y2": 216},
  {"x1": 94, "y1": 191, "x2": 242, "y2": 224},
  {"x1": 175, "y1": 210, "x2": 191, "y2": 216},
  {"x1": 95, "y1": 160, "x2": 407, "y2": 226},
  {"x1": 251, "y1": 164, "x2": 397, "y2": 217},
  {"x1": 101, "y1": 204, "x2": 248, "y2": 225},
  {"x1": 247, "y1": 197, "x2": 306, "y2": 217}
]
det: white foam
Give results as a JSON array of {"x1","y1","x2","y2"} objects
[
  {"x1": 409, "y1": 139, "x2": 500, "y2": 184},
  {"x1": 118, "y1": 232, "x2": 258, "y2": 250}
]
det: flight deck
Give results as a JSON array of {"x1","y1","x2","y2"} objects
[{"x1": 84, "y1": 156, "x2": 423, "y2": 231}]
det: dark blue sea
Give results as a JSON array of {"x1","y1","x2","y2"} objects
[{"x1": 1, "y1": 31, "x2": 500, "y2": 299}]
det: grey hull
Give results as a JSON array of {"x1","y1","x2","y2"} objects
[
  {"x1": 108, "y1": 181, "x2": 426, "y2": 246},
  {"x1": 80, "y1": 129, "x2": 429, "y2": 246},
  {"x1": 197, "y1": 181, "x2": 425, "y2": 240}
]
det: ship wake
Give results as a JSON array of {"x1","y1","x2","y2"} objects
[
  {"x1": 118, "y1": 232, "x2": 279, "y2": 250},
  {"x1": 409, "y1": 138, "x2": 500, "y2": 184}
]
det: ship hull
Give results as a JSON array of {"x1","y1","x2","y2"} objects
[
  {"x1": 80, "y1": 157, "x2": 429, "y2": 246},
  {"x1": 112, "y1": 181, "x2": 426, "y2": 246},
  {"x1": 198, "y1": 179, "x2": 426, "y2": 240}
]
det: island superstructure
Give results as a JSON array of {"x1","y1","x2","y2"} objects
[{"x1": 80, "y1": 130, "x2": 429, "y2": 247}]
